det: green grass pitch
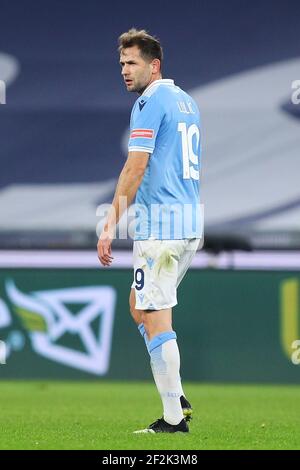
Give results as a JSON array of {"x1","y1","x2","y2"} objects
[{"x1": 1, "y1": 381, "x2": 299, "y2": 450}]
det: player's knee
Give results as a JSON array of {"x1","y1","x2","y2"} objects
[
  {"x1": 142, "y1": 315, "x2": 155, "y2": 335},
  {"x1": 142, "y1": 313, "x2": 172, "y2": 338}
]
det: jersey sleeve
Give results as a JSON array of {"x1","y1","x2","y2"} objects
[{"x1": 128, "y1": 94, "x2": 164, "y2": 154}]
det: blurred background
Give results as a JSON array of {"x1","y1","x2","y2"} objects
[{"x1": 0, "y1": 0, "x2": 300, "y2": 382}]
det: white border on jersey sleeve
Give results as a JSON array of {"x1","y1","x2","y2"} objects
[{"x1": 128, "y1": 146, "x2": 154, "y2": 154}]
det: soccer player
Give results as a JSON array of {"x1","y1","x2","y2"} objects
[{"x1": 97, "y1": 29, "x2": 202, "y2": 433}]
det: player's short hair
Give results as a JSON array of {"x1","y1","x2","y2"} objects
[{"x1": 118, "y1": 28, "x2": 163, "y2": 66}]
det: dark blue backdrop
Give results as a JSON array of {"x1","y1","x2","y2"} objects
[{"x1": 0, "y1": 0, "x2": 299, "y2": 186}]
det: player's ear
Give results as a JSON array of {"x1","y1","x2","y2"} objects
[{"x1": 151, "y1": 59, "x2": 160, "y2": 74}]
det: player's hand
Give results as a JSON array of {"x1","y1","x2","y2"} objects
[{"x1": 97, "y1": 230, "x2": 114, "y2": 267}]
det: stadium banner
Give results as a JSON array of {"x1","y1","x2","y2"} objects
[{"x1": 0, "y1": 267, "x2": 299, "y2": 382}]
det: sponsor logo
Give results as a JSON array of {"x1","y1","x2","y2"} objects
[
  {"x1": 138, "y1": 99, "x2": 147, "y2": 111},
  {"x1": 146, "y1": 257, "x2": 154, "y2": 270},
  {"x1": 0, "y1": 280, "x2": 116, "y2": 375},
  {"x1": 130, "y1": 129, "x2": 154, "y2": 139}
]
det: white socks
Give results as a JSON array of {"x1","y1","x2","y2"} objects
[
  {"x1": 149, "y1": 332, "x2": 184, "y2": 425},
  {"x1": 138, "y1": 323, "x2": 184, "y2": 396}
]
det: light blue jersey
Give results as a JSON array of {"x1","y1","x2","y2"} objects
[{"x1": 128, "y1": 79, "x2": 202, "y2": 240}]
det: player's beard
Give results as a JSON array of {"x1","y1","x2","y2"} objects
[
  {"x1": 130, "y1": 72, "x2": 152, "y2": 95},
  {"x1": 131, "y1": 80, "x2": 149, "y2": 95}
]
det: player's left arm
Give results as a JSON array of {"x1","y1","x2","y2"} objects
[{"x1": 97, "y1": 151, "x2": 149, "y2": 266}]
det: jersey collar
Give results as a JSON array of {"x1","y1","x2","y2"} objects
[{"x1": 142, "y1": 79, "x2": 174, "y2": 96}]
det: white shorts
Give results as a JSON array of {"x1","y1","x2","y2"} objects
[{"x1": 131, "y1": 238, "x2": 200, "y2": 310}]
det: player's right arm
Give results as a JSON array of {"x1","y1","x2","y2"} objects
[
  {"x1": 97, "y1": 151, "x2": 149, "y2": 267},
  {"x1": 106, "y1": 151, "x2": 149, "y2": 228}
]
